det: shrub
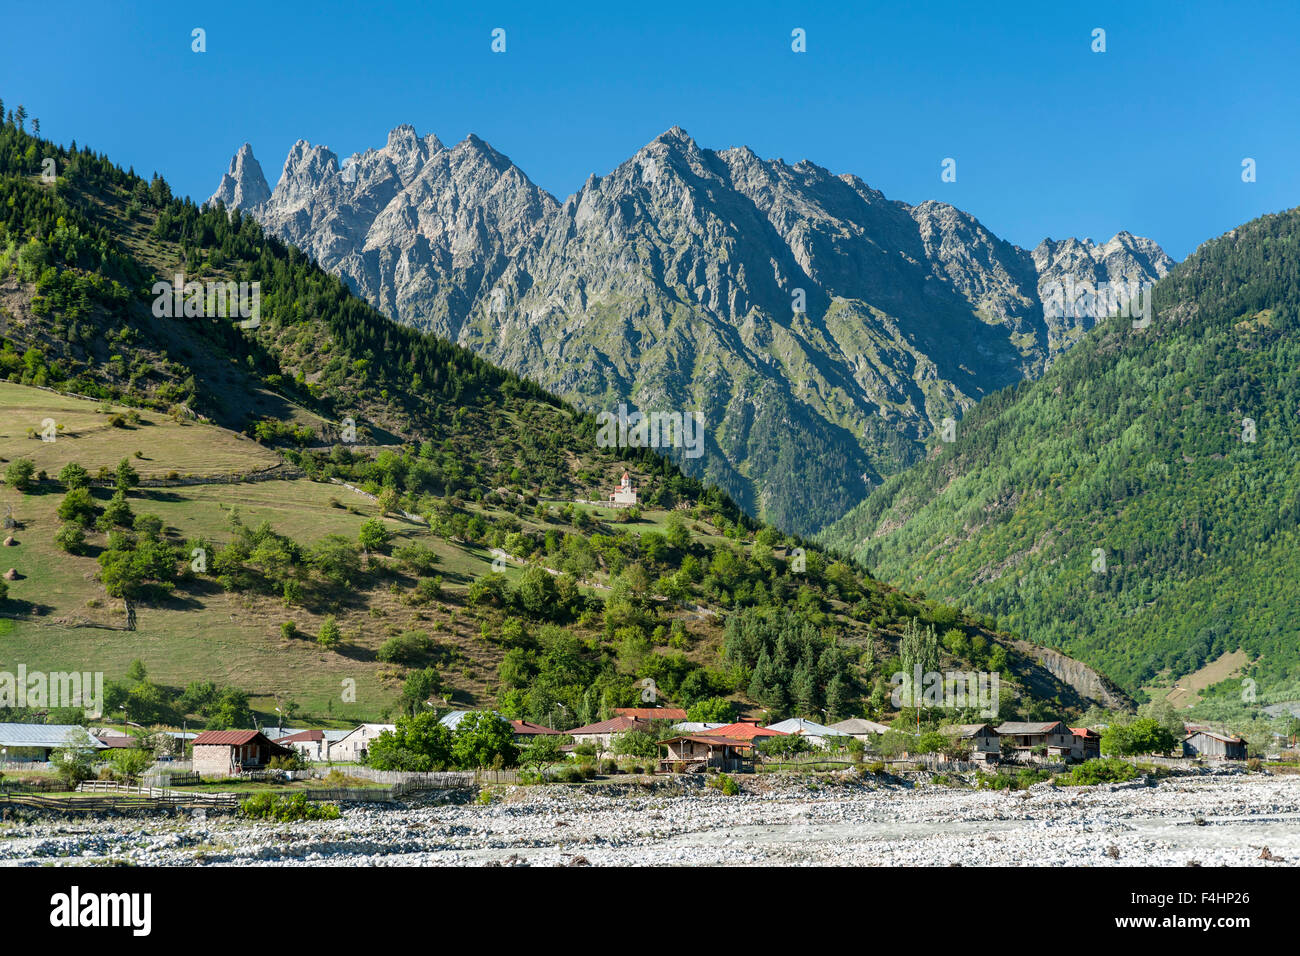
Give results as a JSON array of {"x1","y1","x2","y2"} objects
[
  {"x1": 1060, "y1": 758, "x2": 1140, "y2": 787},
  {"x1": 553, "y1": 764, "x2": 586, "y2": 783},
  {"x1": 357, "y1": 517, "x2": 391, "y2": 553},
  {"x1": 710, "y1": 772, "x2": 740, "y2": 796},
  {"x1": 4, "y1": 458, "x2": 36, "y2": 492},
  {"x1": 55, "y1": 522, "x2": 87, "y2": 554},
  {"x1": 267, "y1": 753, "x2": 307, "y2": 772},
  {"x1": 377, "y1": 630, "x2": 435, "y2": 665},
  {"x1": 57, "y1": 462, "x2": 91, "y2": 489},
  {"x1": 394, "y1": 542, "x2": 439, "y2": 575},
  {"x1": 412, "y1": 576, "x2": 443, "y2": 604},
  {"x1": 1101, "y1": 718, "x2": 1178, "y2": 757},
  {"x1": 317, "y1": 615, "x2": 342, "y2": 648},
  {"x1": 238, "y1": 792, "x2": 341, "y2": 821}
]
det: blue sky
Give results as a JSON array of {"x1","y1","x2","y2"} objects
[{"x1": 4, "y1": 0, "x2": 1298, "y2": 259}]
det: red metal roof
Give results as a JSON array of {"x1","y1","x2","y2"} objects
[
  {"x1": 192, "y1": 730, "x2": 265, "y2": 746},
  {"x1": 566, "y1": 716, "x2": 648, "y2": 736},
  {"x1": 1069, "y1": 727, "x2": 1099, "y2": 738},
  {"x1": 276, "y1": 730, "x2": 324, "y2": 743},
  {"x1": 614, "y1": 708, "x2": 688, "y2": 720},
  {"x1": 700, "y1": 722, "x2": 788, "y2": 740},
  {"x1": 511, "y1": 720, "x2": 561, "y2": 735}
]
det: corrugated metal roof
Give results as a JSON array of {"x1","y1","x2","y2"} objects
[
  {"x1": 566, "y1": 716, "x2": 647, "y2": 735},
  {"x1": 672, "y1": 722, "x2": 728, "y2": 733},
  {"x1": 941, "y1": 724, "x2": 995, "y2": 738},
  {"x1": 0, "y1": 723, "x2": 107, "y2": 749},
  {"x1": 275, "y1": 730, "x2": 324, "y2": 743},
  {"x1": 192, "y1": 730, "x2": 264, "y2": 746},
  {"x1": 765, "y1": 718, "x2": 848, "y2": 736},
  {"x1": 699, "y1": 722, "x2": 787, "y2": 740},
  {"x1": 830, "y1": 718, "x2": 891, "y2": 735},
  {"x1": 439, "y1": 710, "x2": 506, "y2": 730},
  {"x1": 995, "y1": 721, "x2": 1065, "y2": 735},
  {"x1": 510, "y1": 720, "x2": 560, "y2": 735},
  {"x1": 613, "y1": 708, "x2": 688, "y2": 720}
]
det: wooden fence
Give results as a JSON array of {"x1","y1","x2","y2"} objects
[
  {"x1": 1, "y1": 787, "x2": 238, "y2": 814},
  {"x1": 340, "y1": 767, "x2": 477, "y2": 789}
]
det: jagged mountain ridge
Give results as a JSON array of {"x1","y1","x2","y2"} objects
[{"x1": 211, "y1": 125, "x2": 1172, "y2": 534}]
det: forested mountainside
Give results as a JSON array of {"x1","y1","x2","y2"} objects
[
  {"x1": 0, "y1": 108, "x2": 1123, "y2": 729},
  {"x1": 212, "y1": 127, "x2": 1171, "y2": 535},
  {"x1": 823, "y1": 205, "x2": 1300, "y2": 696}
]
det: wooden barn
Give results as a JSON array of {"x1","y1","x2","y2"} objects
[{"x1": 1182, "y1": 730, "x2": 1247, "y2": 760}]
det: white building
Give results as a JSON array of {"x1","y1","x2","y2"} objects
[
  {"x1": 329, "y1": 723, "x2": 395, "y2": 762},
  {"x1": 609, "y1": 471, "x2": 638, "y2": 506}
]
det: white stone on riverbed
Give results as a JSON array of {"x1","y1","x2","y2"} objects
[{"x1": 0, "y1": 771, "x2": 1297, "y2": 866}]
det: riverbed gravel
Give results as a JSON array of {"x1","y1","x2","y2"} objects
[{"x1": 2, "y1": 770, "x2": 1296, "y2": 866}]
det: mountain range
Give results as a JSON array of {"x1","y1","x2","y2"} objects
[
  {"x1": 212, "y1": 126, "x2": 1173, "y2": 535},
  {"x1": 0, "y1": 112, "x2": 1127, "y2": 725}
]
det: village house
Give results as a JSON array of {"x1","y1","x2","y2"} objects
[
  {"x1": 994, "y1": 721, "x2": 1074, "y2": 759},
  {"x1": 609, "y1": 471, "x2": 638, "y2": 506},
  {"x1": 565, "y1": 715, "x2": 651, "y2": 754},
  {"x1": 0, "y1": 723, "x2": 106, "y2": 764},
  {"x1": 330, "y1": 723, "x2": 396, "y2": 763},
  {"x1": 658, "y1": 735, "x2": 755, "y2": 773},
  {"x1": 273, "y1": 729, "x2": 332, "y2": 762},
  {"x1": 941, "y1": 724, "x2": 1001, "y2": 764},
  {"x1": 1070, "y1": 727, "x2": 1102, "y2": 761},
  {"x1": 191, "y1": 730, "x2": 292, "y2": 777},
  {"x1": 1183, "y1": 730, "x2": 1248, "y2": 760}
]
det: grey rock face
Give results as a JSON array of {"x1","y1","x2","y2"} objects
[
  {"x1": 210, "y1": 143, "x2": 270, "y2": 209},
  {"x1": 1033, "y1": 232, "x2": 1175, "y2": 356},
  {"x1": 210, "y1": 127, "x2": 1172, "y2": 534}
]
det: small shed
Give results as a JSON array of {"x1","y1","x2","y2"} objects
[
  {"x1": 191, "y1": 730, "x2": 292, "y2": 776},
  {"x1": 1182, "y1": 730, "x2": 1247, "y2": 760}
]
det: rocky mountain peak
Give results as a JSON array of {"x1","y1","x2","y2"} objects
[{"x1": 210, "y1": 142, "x2": 270, "y2": 209}]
